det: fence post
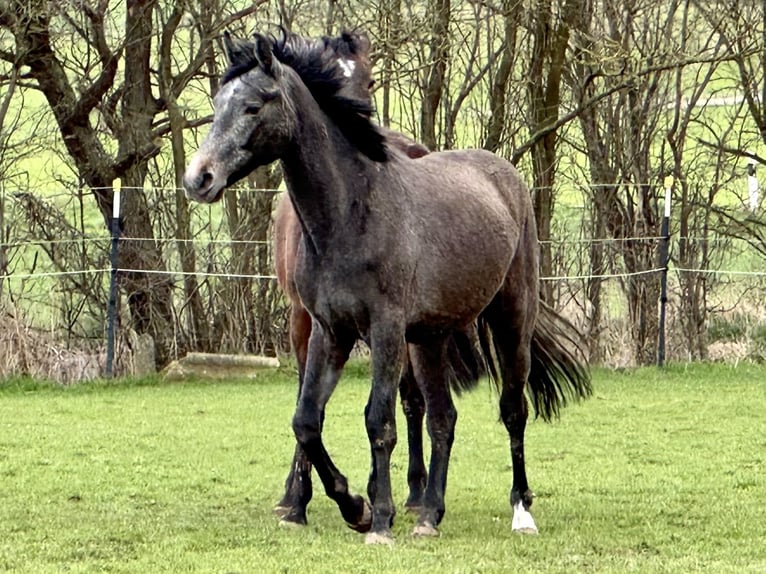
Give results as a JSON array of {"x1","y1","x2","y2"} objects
[
  {"x1": 105, "y1": 180, "x2": 122, "y2": 378},
  {"x1": 657, "y1": 177, "x2": 672, "y2": 367}
]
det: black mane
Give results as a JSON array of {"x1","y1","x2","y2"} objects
[{"x1": 224, "y1": 32, "x2": 388, "y2": 162}]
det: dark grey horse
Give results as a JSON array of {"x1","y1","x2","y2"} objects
[
  {"x1": 271, "y1": 30, "x2": 487, "y2": 528},
  {"x1": 184, "y1": 32, "x2": 591, "y2": 544}
]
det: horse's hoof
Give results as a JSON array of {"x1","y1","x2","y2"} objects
[
  {"x1": 346, "y1": 499, "x2": 373, "y2": 533},
  {"x1": 365, "y1": 531, "x2": 395, "y2": 545},
  {"x1": 511, "y1": 500, "x2": 538, "y2": 535},
  {"x1": 275, "y1": 505, "x2": 307, "y2": 527},
  {"x1": 412, "y1": 521, "x2": 440, "y2": 537}
]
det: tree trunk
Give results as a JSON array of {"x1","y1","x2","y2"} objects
[
  {"x1": 527, "y1": 0, "x2": 582, "y2": 303},
  {"x1": 115, "y1": 0, "x2": 175, "y2": 367},
  {"x1": 483, "y1": 0, "x2": 521, "y2": 153},
  {"x1": 421, "y1": 0, "x2": 450, "y2": 150},
  {"x1": 379, "y1": 0, "x2": 401, "y2": 128},
  {"x1": 158, "y1": 2, "x2": 211, "y2": 353}
]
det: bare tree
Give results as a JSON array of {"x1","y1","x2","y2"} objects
[
  {"x1": 420, "y1": 0, "x2": 450, "y2": 150},
  {"x1": 567, "y1": 0, "x2": 732, "y2": 364},
  {"x1": 483, "y1": 0, "x2": 524, "y2": 154},
  {"x1": 524, "y1": 0, "x2": 583, "y2": 303},
  {"x1": 0, "y1": 0, "x2": 260, "y2": 367}
]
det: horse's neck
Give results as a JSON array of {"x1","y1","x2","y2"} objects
[{"x1": 281, "y1": 110, "x2": 361, "y2": 256}]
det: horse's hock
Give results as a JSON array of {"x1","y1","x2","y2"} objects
[{"x1": 163, "y1": 352, "x2": 280, "y2": 381}]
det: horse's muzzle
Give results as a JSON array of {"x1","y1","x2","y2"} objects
[{"x1": 183, "y1": 156, "x2": 224, "y2": 203}]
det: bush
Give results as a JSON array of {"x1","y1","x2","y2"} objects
[{"x1": 707, "y1": 313, "x2": 748, "y2": 343}]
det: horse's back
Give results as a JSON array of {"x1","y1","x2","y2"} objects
[{"x1": 402, "y1": 149, "x2": 532, "y2": 220}]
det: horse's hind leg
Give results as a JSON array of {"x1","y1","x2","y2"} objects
[
  {"x1": 408, "y1": 340, "x2": 457, "y2": 537},
  {"x1": 484, "y1": 285, "x2": 539, "y2": 534},
  {"x1": 399, "y1": 360, "x2": 427, "y2": 513},
  {"x1": 275, "y1": 305, "x2": 314, "y2": 525},
  {"x1": 362, "y1": 323, "x2": 408, "y2": 544}
]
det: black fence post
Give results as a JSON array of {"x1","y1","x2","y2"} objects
[
  {"x1": 657, "y1": 178, "x2": 672, "y2": 367},
  {"x1": 105, "y1": 181, "x2": 121, "y2": 378}
]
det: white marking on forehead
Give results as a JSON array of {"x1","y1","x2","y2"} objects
[
  {"x1": 338, "y1": 59, "x2": 356, "y2": 78},
  {"x1": 214, "y1": 78, "x2": 238, "y2": 107}
]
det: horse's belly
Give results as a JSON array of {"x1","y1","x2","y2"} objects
[{"x1": 410, "y1": 226, "x2": 513, "y2": 325}]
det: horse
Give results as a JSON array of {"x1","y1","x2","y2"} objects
[
  {"x1": 270, "y1": 30, "x2": 486, "y2": 528},
  {"x1": 220, "y1": 28, "x2": 486, "y2": 527},
  {"x1": 184, "y1": 32, "x2": 591, "y2": 544}
]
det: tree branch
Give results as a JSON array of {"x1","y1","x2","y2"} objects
[
  {"x1": 695, "y1": 138, "x2": 766, "y2": 167},
  {"x1": 512, "y1": 50, "x2": 755, "y2": 165},
  {"x1": 170, "y1": 2, "x2": 266, "y2": 100},
  {"x1": 0, "y1": 61, "x2": 17, "y2": 132}
]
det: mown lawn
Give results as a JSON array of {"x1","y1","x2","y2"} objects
[{"x1": 0, "y1": 361, "x2": 764, "y2": 573}]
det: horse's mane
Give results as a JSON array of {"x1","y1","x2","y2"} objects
[{"x1": 224, "y1": 31, "x2": 388, "y2": 162}]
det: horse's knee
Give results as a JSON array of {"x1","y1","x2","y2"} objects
[
  {"x1": 292, "y1": 411, "x2": 320, "y2": 447},
  {"x1": 365, "y1": 410, "x2": 398, "y2": 452}
]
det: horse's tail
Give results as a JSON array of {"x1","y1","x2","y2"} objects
[
  {"x1": 527, "y1": 302, "x2": 592, "y2": 421},
  {"x1": 477, "y1": 302, "x2": 592, "y2": 422},
  {"x1": 444, "y1": 324, "x2": 485, "y2": 395}
]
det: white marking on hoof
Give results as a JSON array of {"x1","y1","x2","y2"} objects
[
  {"x1": 511, "y1": 501, "x2": 538, "y2": 534},
  {"x1": 412, "y1": 521, "x2": 440, "y2": 537},
  {"x1": 365, "y1": 531, "x2": 395, "y2": 545},
  {"x1": 338, "y1": 59, "x2": 356, "y2": 78}
]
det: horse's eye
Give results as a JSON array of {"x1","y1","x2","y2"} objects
[{"x1": 244, "y1": 104, "x2": 262, "y2": 115}]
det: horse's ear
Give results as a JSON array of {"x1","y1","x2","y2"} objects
[
  {"x1": 223, "y1": 31, "x2": 256, "y2": 67},
  {"x1": 354, "y1": 31, "x2": 372, "y2": 56},
  {"x1": 276, "y1": 25, "x2": 289, "y2": 46},
  {"x1": 253, "y1": 33, "x2": 275, "y2": 76},
  {"x1": 340, "y1": 30, "x2": 371, "y2": 57}
]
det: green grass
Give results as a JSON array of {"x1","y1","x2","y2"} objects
[{"x1": 1, "y1": 361, "x2": 765, "y2": 573}]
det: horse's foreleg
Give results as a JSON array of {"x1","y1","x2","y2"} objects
[
  {"x1": 409, "y1": 341, "x2": 456, "y2": 538},
  {"x1": 292, "y1": 323, "x2": 370, "y2": 533},
  {"x1": 275, "y1": 305, "x2": 314, "y2": 525},
  {"x1": 399, "y1": 360, "x2": 427, "y2": 513},
  {"x1": 364, "y1": 324, "x2": 406, "y2": 544}
]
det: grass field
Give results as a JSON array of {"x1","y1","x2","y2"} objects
[{"x1": 1, "y1": 361, "x2": 764, "y2": 573}]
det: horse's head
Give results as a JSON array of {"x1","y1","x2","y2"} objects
[
  {"x1": 324, "y1": 31, "x2": 374, "y2": 104},
  {"x1": 273, "y1": 28, "x2": 374, "y2": 108},
  {"x1": 184, "y1": 30, "x2": 386, "y2": 203},
  {"x1": 184, "y1": 33, "x2": 293, "y2": 203}
]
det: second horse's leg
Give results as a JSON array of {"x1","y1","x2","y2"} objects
[
  {"x1": 409, "y1": 340, "x2": 456, "y2": 538},
  {"x1": 399, "y1": 360, "x2": 427, "y2": 513}
]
